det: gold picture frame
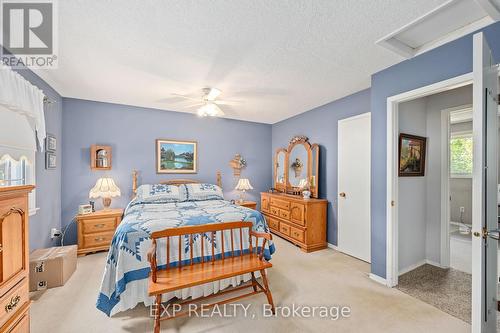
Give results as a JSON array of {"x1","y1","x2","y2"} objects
[{"x1": 156, "y1": 139, "x2": 197, "y2": 174}]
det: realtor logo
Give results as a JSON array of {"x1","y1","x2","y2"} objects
[{"x1": 0, "y1": 0, "x2": 58, "y2": 68}]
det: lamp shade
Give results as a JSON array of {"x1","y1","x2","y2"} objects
[
  {"x1": 89, "y1": 177, "x2": 121, "y2": 199},
  {"x1": 235, "y1": 178, "x2": 253, "y2": 191}
]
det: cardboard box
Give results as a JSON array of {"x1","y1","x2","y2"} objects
[{"x1": 29, "y1": 245, "x2": 77, "y2": 292}]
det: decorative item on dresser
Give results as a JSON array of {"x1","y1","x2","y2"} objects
[
  {"x1": 261, "y1": 192, "x2": 326, "y2": 252},
  {"x1": 236, "y1": 201, "x2": 257, "y2": 210},
  {"x1": 0, "y1": 185, "x2": 34, "y2": 333},
  {"x1": 76, "y1": 209, "x2": 123, "y2": 256}
]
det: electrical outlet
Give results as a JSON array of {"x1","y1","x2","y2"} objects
[
  {"x1": 50, "y1": 228, "x2": 62, "y2": 239},
  {"x1": 460, "y1": 207, "x2": 465, "y2": 213}
]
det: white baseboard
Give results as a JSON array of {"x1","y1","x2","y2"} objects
[
  {"x1": 398, "y1": 259, "x2": 444, "y2": 276},
  {"x1": 327, "y1": 243, "x2": 338, "y2": 250},
  {"x1": 369, "y1": 273, "x2": 387, "y2": 286}
]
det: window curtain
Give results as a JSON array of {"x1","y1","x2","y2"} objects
[{"x1": 0, "y1": 65, "x2": 46, "y2": 151}]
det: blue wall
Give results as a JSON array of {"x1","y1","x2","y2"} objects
[
  {"x1": 370, "y1": 22, "x2": 500, "y2": 278},
  {"x1": 272, "y1": 89, "x2": 371, "y2": 245},
  {"x1": 61, "y1": 98, "x2": 272, "y2": 245},
  {"x1": 12, "y1": 68, "x2": 63, "y2": 250}
]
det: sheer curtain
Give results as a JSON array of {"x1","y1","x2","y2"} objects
[
  {"x1": 0, "y1": 64, "x2": 45, "y2": 214},
  {"x1": 0, "y1": 64, "x2": 46, "y2": 150}
]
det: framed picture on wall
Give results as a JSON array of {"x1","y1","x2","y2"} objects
[
  {"x1": 45, "y1": 134, "x2": 56, "y2": 152},
  {"x1": 156, "y1": 139, "x2": 197, "y2": 174},
  {"x1": 45, "y1": 152, "x2": 56, "y2": 169},
  {"x1": 398, "y1": 133, "x2": 427, "y2": 177}
]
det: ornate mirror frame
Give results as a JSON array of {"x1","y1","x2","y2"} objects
[
  {"x1": 272, "y1": 136, "x2": 320, "y2": 198},
  {"x1": 274, "y1": 148, "x2": 288, "y2": 193}
]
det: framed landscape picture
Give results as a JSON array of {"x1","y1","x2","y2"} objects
[
  {"x1": 156, "y1": 139, "x2": 197, "y2": 174},
  {"x1": 399, "y1": 133, "x2": 427, "y2": 177}
]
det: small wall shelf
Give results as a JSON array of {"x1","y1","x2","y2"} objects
[{"x1": 90, "y1": 145, "x2": 112, "y2": 170}]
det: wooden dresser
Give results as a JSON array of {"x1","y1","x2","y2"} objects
[
  {"x1": 261, "y1": 192, "x2": 327, "y2": 252},
  {"x1": 0, "y1": 185, "x2": 34, "y2": 333},
  {"x1": 76, "y1": 209, "x2": 123, "y2": 256}
]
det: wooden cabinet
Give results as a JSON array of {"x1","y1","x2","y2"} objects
[
  {"x1": 261, "y1": 192, "x2": 327, "y2": 252},
  {"x1": 261, "y1": 196, "x2": 270, "y2": 213},
  {"x1": 77, "y1": 209, "x2": 123, "y2": 255},
  {"x1": 0, "y1": 185, "x2": 34, "y2": 333}
]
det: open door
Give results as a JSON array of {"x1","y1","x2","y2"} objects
[{"x1": 472, "y1": 32, "x2": 499, "y2": 333}]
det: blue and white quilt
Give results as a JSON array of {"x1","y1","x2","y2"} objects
[{"x1": 96, "y1": 198, "x2": 275, "y2": 316}]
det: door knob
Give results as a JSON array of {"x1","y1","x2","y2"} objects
[{"x1": 339, "y1": 192, "x2": 346, "y2": 198}]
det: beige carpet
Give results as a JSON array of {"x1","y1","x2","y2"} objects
[
  {"x1": 30, "y1": 237, "x2": 469, "y2": 333},
  {"x1": 396, "y1": 264, "x2": 471, "y2": 323}
]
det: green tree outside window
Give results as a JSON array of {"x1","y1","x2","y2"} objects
[{"x1": 450, "y1": 135, "x2": 473, "y2": 176}]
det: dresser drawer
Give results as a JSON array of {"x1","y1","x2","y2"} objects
[
  {"x1": 290, "y1": 226, "x2": 305, "y2": 243},
  {"x1": 279, "y1": 223, "x2": 290, "y2": 236},
  {"x1": 269, "y1": 206, "x2": 280, "y2": 217},
  {"x1": 83, "y1": 231, "x2": 115, "y2": 249},
  {"x1": 5, "y1": 307, "x2": 29, "y2": 333},
  {"x1": 270, "y1": 198, "x2": 290, "y2": 210},
  {"x1": 0, "y1": 279, "x2": 28, "y2": 328},
  {"x1": 82, "y1": 217, "x2": 116, "y2": 234},
  {"x1": 268, "y1": 217, "x2": 279, "y2": 231},
  {"x1": 279, "y1": 209, "x2": 290, "y2": 220}
]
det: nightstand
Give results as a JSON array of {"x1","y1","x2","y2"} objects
[
  {"x1": 236, "y1": 201, "x2": 257, "y2": 210},
  {"x1": 76, "y1": 208, "x2": 123, "y2": 255}
]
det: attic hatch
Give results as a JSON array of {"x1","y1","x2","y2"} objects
[{"x1": 376, "y1": 0, "x2": 500, "y2": 58}]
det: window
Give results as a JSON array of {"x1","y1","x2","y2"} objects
[{"x1": 450, "y1": 132, "x2": 473, "y2": 178}]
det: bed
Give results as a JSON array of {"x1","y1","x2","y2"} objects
[{"x1": 96, "y1": 171, "x2": 275, "y2": 316}]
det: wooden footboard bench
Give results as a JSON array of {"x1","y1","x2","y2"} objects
[{"x1": 147, "y1": 221, "x2": 275, "y2": 332}]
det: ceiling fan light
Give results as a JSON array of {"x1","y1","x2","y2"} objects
[{"x1": 197, "y1": 102, "x2": 218, "y2": 117}]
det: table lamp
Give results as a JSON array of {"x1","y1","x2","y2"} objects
[
  {"x1": 89, "y1": 177, "x2": 121, "y2": 210},
  {"x1": 235, "y1": 178, "x2": 253, "y2": 204}
]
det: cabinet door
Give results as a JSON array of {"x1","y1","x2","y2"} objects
[
  {"x1": 0, "y1": 200, "x2": 26, "y2": 284},
  {"x1": 0, "y1": 206, "x2": 26, "y2": 285},
  {"x1": 261, "y1": 195, "x2": 270, "y2": 213},
  {"x1": 290, "y1": 203, "x2": 305, "y2": 226}
]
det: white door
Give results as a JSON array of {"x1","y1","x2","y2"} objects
[
  {"x1": 338, "y1": 112, "x2": 371, "y2": 262},
  {"x1": 472, "y1": 32, "x2": 498, "y2": 333}
]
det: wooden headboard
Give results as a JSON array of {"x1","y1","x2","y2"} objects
[{"x1": 132, "y1": 170, "x2": 222, "y2": 196}]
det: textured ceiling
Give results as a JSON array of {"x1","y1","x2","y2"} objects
[{"x1": 34, "y1": 0, "x2": 449, "y2": 124}]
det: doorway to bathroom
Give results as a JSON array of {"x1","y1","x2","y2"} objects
[{"x1": 393, "y1": 84, "x2": 474, "y2": 324}]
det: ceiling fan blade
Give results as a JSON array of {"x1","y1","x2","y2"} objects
[
  {"x1": 206, "y1": 88, "x2": 221, "y2": 101},
  {"x1": 171, "y1": 93, "x2": 201, "y2": 102},
  {"x1": 212, "y1": 103, "x2": 225, "y2": 116},
  {"x1": 214, "y1": 100, "x2": 241, "y2": 106}
]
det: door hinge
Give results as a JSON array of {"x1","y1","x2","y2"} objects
[
  {"x1": 391, "y1": 200, "x2": 395, "y2": 207},
  {"x1": 497, "y1": 94, "x2": 500, "y2": 105}
]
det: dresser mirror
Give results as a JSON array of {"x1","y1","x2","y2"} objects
[
  {"x1": 274, "y1": 149, "x2": 287, "y2": 192},
  {"x1": 273, "y1": 136, "x2": 320, "y2": 198}
]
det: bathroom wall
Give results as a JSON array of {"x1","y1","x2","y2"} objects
[{"x1": 398, "y1": 98, "x2": 428, "y2": 272}]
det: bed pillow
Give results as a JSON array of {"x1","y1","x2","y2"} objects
[
  {"x1": 182, "y1": 183, "x2": 224, "y2": 201},
  {"x1": 135, "y1": 184, "x2": 182, "y2": 203}
]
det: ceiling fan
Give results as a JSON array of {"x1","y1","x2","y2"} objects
[{"x1": 171, "y1": 88, "x2": 233, "y2": 117}]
